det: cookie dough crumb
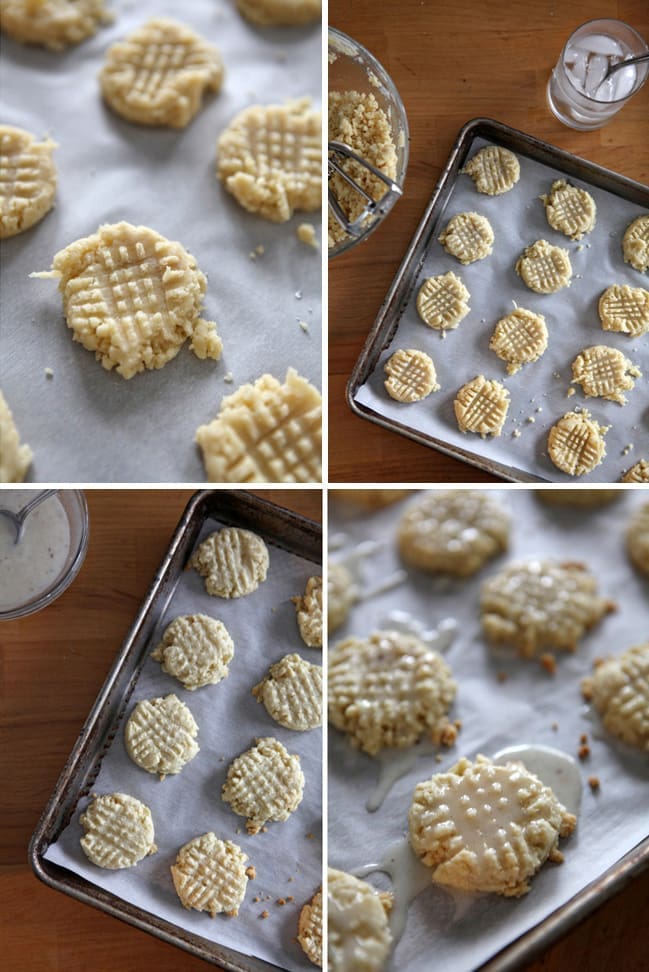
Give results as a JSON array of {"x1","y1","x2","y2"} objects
[
  {"x1": 540, "y1": 653, "x2": 557, "y2": 675},
  {"x1": 578, "y1": 744, "x2": 590, "y2": 760},
  {"x1": 567, "y1": 387, "x2": 576, "y2": 397},
  {"x1": 277, "y1": 897, "x2": 286, "y2": 906},
  {"x1": 246, "y1": 865, "x2": 256, "y2": 880},
  {"x1": 260, "y1": 910, "x2": 269, "y2": 919},
  {"x1": 224, "y1": 371, "x2": 234, "y2": 383},
  {"x1": 44, "y1": 367, "x2": 54, "y2": 378},
  {"x1": 297, "y1": 222, "x2": 319, "y2": 248},
  {"x1": 299, "y1": 320, "x2": 309, "y2": 332},
  {"x1": 588, "y1": 776, "x2": 600, "y2": 792},
  {"x1": 0, "y1": 390, "x2": 33, "y2": 484},
  {"x1": 512, "y1": 429, "x2": 521, "y2": 439}
]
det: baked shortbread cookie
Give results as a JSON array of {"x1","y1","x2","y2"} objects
[
  {"x1": 80, "y1": 792, "x2": 156, "y2": 869},
  {"x1": 541, "y1": 179, "x2": 596, "y2": 240},
  {"x1": 0, "y1": 125, "x2": 56, "y2": 238},
  {"x1": 547, "y1": 410, "x2": 608, "y2": 477},
  {"x1": 171, "y1": 832, "x2": 249, "y2": 917},
  {"x1": 516, "y1": 240, "x2": 572, "y2": 294},
  {"x1": 480, "y1": 559, "x2": 614, "y2": 656},
  {"x1": 151, "y1": 614, "x2": 234, "y2": 690},
  {"x1": 329, "y1": 489, "x2": 411, "y2": 509},
  {"x1": 252, "y1": 653, "x2": 322, "y2": 730},
  {"x1": 0, "y1": 390, "x2": 32, "y2": 483},
  {"x1": 328, "y1": 868, "x2": 392, "y2": 972},
  {"x1": 536, "y1": 489, "x2": 618, "y2": 507},
  {"x1": 409, "y1": 755, "x2": 576, "y2": 897},
  {"x1": 328, "y1": 630, "x2": 457, "y2": 755},
  {"x1": 622, "y1": 459, "x2": 649, "y2": 483},
  {"x1": 598, "y1": 284, "x2": 649, "y2": 338},
  {"x1": 328, "y1": 562, "x2": 355, "y2": 634},
  {"x1": 626, "y1": 502, "x2": 649, "y2": 575},
  {"x1": 571, "y1": 345, "x2": 641, "y2": 405},
  {"x1": 582, "y1": 643, "x2": 649, "y2": 751},
  {"x1": 125, "y1": 694, "x2": 199, "y2": 779},
  {"x1": 298, "y1": 887, "x2": 322, "y2": 968},
  {"x1": 33, "y1": 222, "x2": 221, "y2": 379},
  {"x1": 384, "y1": 348, "x2": 439, "y2": 402},
  {"x1": 218, "y1": 98, "x2": 321, "y2": 222},
  {"x1": 190, "y1": 527, "x2": 269, "y2": 598},
  {"x1": 236, "y1": 0, "x2": 321, "y2": 26},
  {"x1": 195, "y1": 369, "x2": 322, "y2": 483},
  {"x1": 222, "y1": 737, "x2": 304, "y2": 834},
  {"x1": 623, "y1": 214, "x2": 649, "y2": 272},
  {"x1": 454, "y1": 374, "x2": 510, "y2": 438},
  {"x1": 462, "y1": 145, "x2": 520, "y2": 196},
  {"x1": 292, "y1": 575, "x2": 323, "y2": 648},
  {"x1": 438, "y1": 211, "x2": 494, "y2": 265},
  {"x1": 100, "y1": 19, "x2": 224, "y2": 129},
  {"x1": 397, "y1": 490, "x2": 510, "y2": 577},
  {"x1": 416, "y1": 271, "x2": 470, "y2": 330},
  {"x1": 0, "y1": 0, "x2": 110, "y2": 51},
  {"x1": 489, "y1": 308, "x2": 548, "y2": 375}
]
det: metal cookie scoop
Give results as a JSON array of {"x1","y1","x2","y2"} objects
[
  {"x1": 0, "y1": 489, "x2": 58, "y2": 544},
  {"x1": 328, "y1": 139, "x2": 403, "y2": 238}
]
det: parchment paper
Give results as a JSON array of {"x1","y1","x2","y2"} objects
[
  {"x1": 0, "y1": 0, "x2": 321, "y2": 483},
  {"x1": 354, "y1": 136, "x2": 649, "y2": 482},
  {"x1": 45, "y1": 514, "x2": 322, "y2": 972},
  {"x1": 329, "y1": 488, "x2": 649, "y2": 972}
]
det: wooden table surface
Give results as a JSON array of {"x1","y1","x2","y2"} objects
[{"x1": 328, "y1": 0, "x2": 649, "y2": 483}]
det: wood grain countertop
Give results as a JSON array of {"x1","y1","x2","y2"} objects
[{"x1": 328, "y1": 0, "x2": 649, "y2": 483}]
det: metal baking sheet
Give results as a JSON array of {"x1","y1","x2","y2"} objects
[
  {"x1": 0, "y1": 0, "x2": 321, "y2": 483},
  {"x1": 30, "y1": 489, "x2": 322, "y2": 972},
  {"x1": 348, "y1": 118, "x2": 649, "y2": 483},
  {"x1": 328, "y1": 487, "x2": 649, "y2": 971}
]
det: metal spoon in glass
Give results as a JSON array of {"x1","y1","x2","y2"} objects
[
  {"x1": 597, "y1": 51, "x2": 649, "y2": 90},
  {"x1": 0, "y1": 489, "x2": 59, "y2": 544}
]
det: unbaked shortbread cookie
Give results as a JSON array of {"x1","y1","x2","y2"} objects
[
  {"x1": 33, "y1": 222, "x2": 221, "y2": 379},
  {"x1": 328, "y1": 630, "x2": 457, "y2": 755},
  {"x1": 222, "y1": 737, "x2": 304, "y2": 834},
  {"x1": 541, "y1": 179, "x2": 596, "y2": 240},
  {"x1": 171, "y1": 832, "x2": 249, "y2": 917},
  {"x1": 0, "y1": 0, "x2": 110, "y2": 51},
  {"x1": 329, "y1": 489, "x2": 411, "y2": 509},
  {"x1": 571, "y1": 344, "x2": 641, "y2": 405},
  {"x1": 100, "y1": 19, "x2": 224, "y2": 129},
  {"x1": 547, "y1": 410, "x2": 609, "y2": 477},
  {"x1": 416, "y1": 271, "x2": 471, "y2": 330},
  {"x1": 252, "y1": 653, "x2": 322, "y2": 730},
  {"x1": 292, "y1": 575, "x2": 322, "y2": 648},
  {"x1": 236, "y1": 0, "x2": 321, "y2": 26},
  {"x1": 298, "y1": 887, "x2": 322, "y2": 968},
  {"x1": 439, "y1": 211, "x2": 494, "y2": 264},
  {"x1": 516, "y1": 240, "x2": 572, "y2": 294},
  {"x1": 218, "y1": 98, "x2": 321, "y2": 222},
  {"x1": 536, "y1": 489, "x2": 618, "y2": 507},
  {"x1": 454, "y1": 374, "x2": 510, "y2": 438},
  {"x1": 598, "y1": 284, "x2": 649, "y2": 338},
  {"x1": 480, "y1": 559, "x2": 614, "y2": 657},
  {"x1": 0, "y1": 390, "x2": 32, "y2": 483},
  {"x1": 409, "y1": 755, "x2": 576, "y2": 897},
  {"x1": 626, "y1": 502, "x2": 649, "y2": 575},
  {"x1": 151, "y1": 614, "x2": 234, "y2": 690},
  {"x1": 622, "y1": 459, "x2": 649, "y2": 483},
  {"x1": 623, "y1": 214, "x2": 649, "y2": 272},
  {"x1": 328, "y1": 562, "x2": 355, "y2": 634},
  {"x1": 582, "y1": 643, "x2": 649, "y2": 752},
  {"x1": 397, "y1": 490, "x2": 510, "y2": 577},
  {"x1": 462, "y1": 145, "x2": 520, "y2": 196},
  {"x1": 328, "y1": 868, "x2": 392, "y2": 972},
  {"x1": 125, "y1": 694, "x2": 199, "y2": 779},
  {"x1": 384, "y1": 348, "x2": 439, "y2": 402},
  {"x1": 190, "y1": 527, "x2": 269, "y2": 598},
  {"x1": 195, "y1": 369, "x2": 322, "y2": 483},
  {"x1": 0, "y1": 125, "x2": 56, "y2": 238},
  {"x1": 489, "y1": 308, "x2": 548, "y2": 375},
  {"x1": 80, "y1": 793, "x2": 156, "y2": 869}
]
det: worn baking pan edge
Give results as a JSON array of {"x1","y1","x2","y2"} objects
[
  {"x1": 29, "y1": 489, "x2": 321, "y2": 972},
  {"x1": 346, "y1": 116, "x2": 649, "y2": 483}
]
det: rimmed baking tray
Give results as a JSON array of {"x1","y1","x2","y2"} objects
[
  {"x1": 347, "y1": 117, "x2": 649, "y2": 482},
  {"x1": 29, "y1": 489, "x2": 322, "y2": 972}
]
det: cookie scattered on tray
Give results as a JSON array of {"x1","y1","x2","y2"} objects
[
  {"x1": 0, "y1": 125, "x2": 57, "y2": 238},
  {"x1": 622, "y1": 214, "x2": 649, "y2": 272},
  {"x1": 80, "y1": 792, "x2": 157, "y2": 869},
  {"x1": 252, "y1": 653, "x2": 322, "y2": 730},
  {"x1": 0, "y1": 0, "x2": 111, "y2": 51},
  {"x1": 0, "y1": 389, "x2": 32, "y2": 483},
  {"x1": 515, "y1": 239, "x2": 572, "y2": 294},
  {"x1": 536, "y1": 489, "x2": 618, "y2": 507},
  {"x1": 171, "y1": 832, "x2": 249, "y2": 917},
  {"x1": 582, "y1": 643, "x2": 649, "y2": 752},
  {"x1": 541, "y1": 179, "x2": 596, "y2": 240},
  {"x1": 297, "y1": 886, "x2": 322, "y2": 968},
  {"x1": 489, "y1": 308, "x2": 548, "y2": 376},
  {"x1": 461, "y1": 145, "x2": 520, "y2": 196},
  {"x1": 438, "y1": 211, "x2": 494, "y2": 265},
  {"x1": 626, "y1": 502, "x2": 649, "y2": 575},
  {"x1": 236, "y1": 0, "x2": 321, "y2": 26},
  {"x1": 151, "y1": 614, "x2": 234, "y2": 690},
  {"x1": 222, "y1": 737, "x2": 305, "y2": 834},
  {"x1": 384, "y1": 348, "x2": 440, "y2": 402},
  {"x1": 547, "y1": 410, "x2": 609, "y2": 477},
  {"x1": 190, "y1": 527, "x2": 269, "y2": 598},
  {"x1": 416, "y1": 271, "x2": 471, "y2": 330},
  {"x1": 328, "y1": 868, "x2": 392, "y2": 972},
  {"x1": 570, "y1": 345, "x2": 641, "y2": 405},
  {"x1": 454, "y1": 374, "x2": 510, "y2": 438},
  {"x1": 293, "y1": 575, "x2": 323, "y2": 648},
  {"x1": 598, "y1": 284, "x2": 649, "y2": 338},
  {"x1": 125, "y1": 694, "x2": 200, "y2": 780}
]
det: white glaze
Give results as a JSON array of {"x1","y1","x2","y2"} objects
[
  {"x1": 492, "y1": 744, "x2": 582, "y2": 814},
  {"x1": 0, "y1": 490, "x2": 70, "y2": 610},
  {"x1": 380, "y1": 610, "x2": 457, "y2": 652},
  {"x1": 355, "y1": 837, "x2": 431, "y2": 948},
  {"x1": 367, "y1": 741, "x2": 438, "y2": 812}
]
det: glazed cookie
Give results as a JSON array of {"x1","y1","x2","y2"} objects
[
  {"x1": 292, "y1": 576, "x2": 323, "y2": 648},
  {"x1": 171, "y1": 832, "x2": 249, "y2": 917},
  {"x1": 80, "y1": 793, "x2": 156, "y2": 869},
  {"x1": 582, "y1": 643, "x2": 649, "y2": 751},
  {"x1": 541, "y1": 179, "x2": 596, "y2": 240},
  {"x1": 125, "y1": 694, "x2": 199, "y2": 779},
  {"x1": 195, "y1": 369, "x2": 322, "y2": 483},
  {"x1": 0, "y1": 390, "x2": 32, "y2": 483},
  {"x1": 626, "y1": 502, "x2": 649, "y2": 575},
  {"x1": 0, "y1": 125, "x2": 57, "y2": 238},
  {"x1": 454, "y1": 374, "x2": 510, "y2": 438},
  {"x1": 252, "y1": 653, "x2": 322, "y2": 730},
  {"x1": 489, "y1": 308, "x2": 548, "y2": 375},
  {"x1": 622, "y1": 214, "x2": 649, "y2": 272},
  {"x1": 622, "y1": 459, "x2": 649, "y2": 483},
  {"x1": 328, "y1": 868, "x2": 392, "y2": 972},
  {"x1": 236, "y1": 0, "x2": 321, "y2": 26},
  {"x1": 397, "y1": 489, "x2": 510, "y2": 577},
  {"x1": 218, "y1": 98, "x2": 321, "y2": 222},
  {"x1": 222, "y1": 737, "x2": 304, "y2": 834},
  {"x1": 438, "y1": 211, "x2": 494, "y2": 264},
  {"x1": 480, "y1": 559, "x2": 614, "y2": 657},
  {"x1": 151, "y1": 614, "x2": 234, "y2": 690},
  {"x1": 547, "y1": 410, "x2": 608, "y2": 477},
  {"x1": 384, "y1": 348, "x2": 440, "y2": 402},
  {"x1": 536, "y1": 489, "x2": 618, "y2": 507},
  {"x1": 409, "y1": 755, "x2": 576, "y2": 897},
  {"x1": 328, "y1": 630, "x2": 457, "y2": 755},
  {"x1": 329, "y1": 489, "x2": 411, "y2": 509},
  {"x1": 0, "y1": 0, "x2": 110, "y2": 50},
  {"x1": 515, "y1": 240, "x2": 572, "y2": 294},
  {"x1": 190, "y1": 527, "x2": 269, "y2": 598},
  {"x1": 416, "y1": 271, "x2": 471, "y2": 330},
  {"x1": 462, "y1": 145, "x2": 520, "y2": 196},
  {"x1": 571, "y1": 345, "x2": 641, "y2": 405},
  {"x1": 328, "y1": 562, "x2": 356, "y2": 633},
  {"x1": 298, "y1": 887, "x2": 322, "y2": 968},
  {"x1": 598, "y1": 284, "x2": 649, "y2": 338}
]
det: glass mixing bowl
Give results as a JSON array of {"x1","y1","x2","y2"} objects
[{"x1": 328, "y1": 27, "x2": 409, "y2": 259}]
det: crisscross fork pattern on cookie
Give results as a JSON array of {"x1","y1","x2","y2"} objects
[
  {"x1": 172, "y1": 838, "x2": 246, "y2": 915},
  {"x1": 600, "y1": 285, "x2": 649, "y2": 336}
]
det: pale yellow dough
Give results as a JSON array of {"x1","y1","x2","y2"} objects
[
  {"x1": 598, "y1": 284, "x2": 649, "y2": 338},
  {"x1": 489, "y1": 308, "x2": 548, "y2": 375},
  {"x1": 622, "y1": 459, "x2": 649, "y2": 483},
  {"x1": 571, "y1": 345, "x2": 641, "y2": 405},
  {"x1": 0, "y1": 125, "x2": 57, "y2": 238},
  {"x1": 236, "y1": 0, "x2": 321, "y2": 26},
  {"x1": 0, "y1": 0, "x2": 110, "y2": 51},
  {"x1": 438, "y1": 211, "x2": 494, "y2": 264},
  {"x1": 0, "y1": 390, "x2": 32, "y2": 483},
  {"x1": 252, "y1": 652, "x2": 322, "y2": 730},
  {"x1": 547, "y1": 410, "x2": 608, "y2": 477},
  {"x1": 384, "y1": 348, "x2": 439, "y2": 402},
  {"x1": 541, "y1": 179, "x2": 596, "y2": 240},
  {"x1": 462, "y1": 145, "x2": 520, "y2": 195},
  {"x1": 516, "y1": 239, "x2": 572, "y2": 294},
  {"x1": 416, "y1": 271, "x2": 471, "y2": 330},
  {"x1": 622, "y1": 214, "x2": 649, "y2": 272},
  {"x1": 454, "y1": 375, "x2": 510, "y2": 438}
]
